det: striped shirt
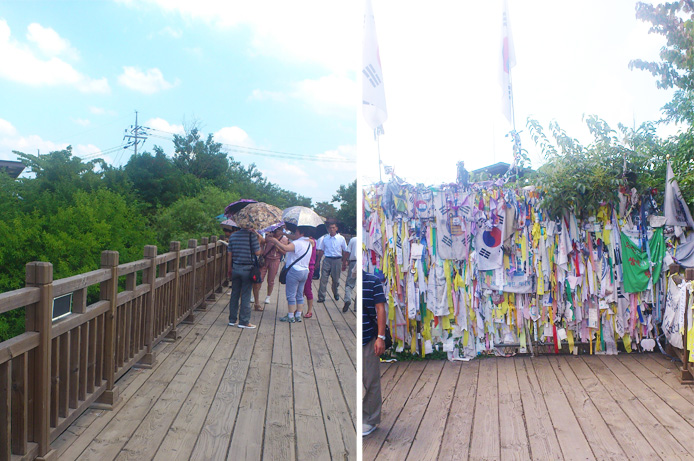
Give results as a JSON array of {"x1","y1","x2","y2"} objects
[
  {"x1": 362, "y1": 271, "x2": 386, "y2": 346},
  {"x1": 228, "y1": 229, "x2": 260, "y2": 267}
]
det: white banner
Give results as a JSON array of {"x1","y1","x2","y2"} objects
[
  {"x1": 500, "y1": 0, "x2": 516, "y2": 124},
  {"x1": 664, "y1": 161, "x2": 694, "y2": 228},
  {"x1": 362, "y1": 0, "x2": 388, "y2": 130}
]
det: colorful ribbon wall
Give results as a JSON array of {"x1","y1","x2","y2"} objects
[{"x1": 363, "y1": 180, "x2": 692, "y2": 359}]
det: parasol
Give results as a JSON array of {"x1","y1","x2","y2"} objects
[
  {"x1": 282, "y1": 206, "x2": 328, "y2": 238},
  {"x1": 224, "y1": 199, "x2": 257, "y2": 217},
  {"x1": 220, "y1": 219, "x2": 239, "y2": 231},
  {"x1": 233, "y1": 202, "x2": 283, "y2": 232}
]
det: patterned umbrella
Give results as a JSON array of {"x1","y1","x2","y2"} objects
[
  {"x1": 233, "y1": 202, "x2": 283, "y2": 231},
  {"x1": 224, "y1": 199, "x2": 257, "y2": 218},
  {"x1": 282, "y1": 206, "x2": 328, "y2": 238}
]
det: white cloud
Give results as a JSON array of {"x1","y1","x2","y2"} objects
[
  {"x1": 158, "y1": 26, "x2": 182, "y2": 39},
  {"x1": 292, "y1": 75, "x2": 356, "y2": 115},
  {"x1": 118, "y1": 66, "x2": 179, "y2": 94},
  {"x1": 0, "y1": 19, "x2": 109, "y2": 93},
  {"x1": 145, "y1": 117, "x2": 184, "y2": 135},
  {"x1": 214, "y1": 126, "x2": 254, "y2": 148},
  {"x1": 71, "y1": 117, "x2": 91, "y2": 127},
  {"x1": 26, "y1": 23, "x2": 79, "y2": 60},
  {"x1": 249, "y1": 89, "x2": 286, "y2": 102},
  {"x1": 251, "y1": 74, "x2": 357, "y2": 117},
  {"x1": 0, "y1": 118, "x2": 17, "y2": 136},
  {"x1": 118, "y1": 1, "x2": 358, "y2": 74},
  {"x1": 89, "y1": 106, "x2": 117, "y2": 116}
]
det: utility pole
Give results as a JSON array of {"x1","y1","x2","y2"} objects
[{"x1": 123, "y1": 110, "x2": 148, "y2": 157}]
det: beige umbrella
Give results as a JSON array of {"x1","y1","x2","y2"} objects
[{"x1": 233, "y1": 202, "x2": 284, "y2": 232}]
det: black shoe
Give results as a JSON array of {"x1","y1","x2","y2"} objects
[
  {"x1": 317, "y1": 298, "x2": 325, "y2": 303},
  {"x1": 334, "y1": 294, "x2": 340, "y2": 301},
  {"x1": 342, "y1": 301, "x2": 351, "y2": 312}
]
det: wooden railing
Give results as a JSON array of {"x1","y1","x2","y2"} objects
[{"x1": 0, "y1": 236, "x2": 227, "y2": 460}]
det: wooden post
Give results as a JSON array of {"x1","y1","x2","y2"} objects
[
  {"x1": 188, "y1": 239, "x2": 199, "y2": 312},
  {"x1": 209, "y1": 236, "x2": 218, "y2": 297},
  {"x1": 25, "y1": 262, "x2": 54, "y2": 459},
  {"x1": 215, "y1": 238, "x2": 223, "y2": 293},
  {"x1": 200, "y1": 237, "x2": 210, "y2": 305},
  {"x1": 165, "y1": 242, "x2": 181, "y2": 340},
  {"x1": 95, "y1": 251, "x2": 120, "y2": 409},
  {"x1": 138, "y1": 246, "x2": 157, "y2": 367}
]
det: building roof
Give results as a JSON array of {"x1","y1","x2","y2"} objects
[
  {"x1": 471, "y1": 161, "x2": 533, "y2": 179},
  {"x1": 0, "y1": 160, "x2": 26, "y2": 179}
]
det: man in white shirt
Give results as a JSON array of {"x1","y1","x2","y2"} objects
[
  {"x1": 317, "y1": 223, "x2": 348, "y2": 304},
  {"x1": 343, "y1": 235, "x2": 358, "y2": 312}
]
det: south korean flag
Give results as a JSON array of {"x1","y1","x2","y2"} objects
[{"x1": 475, "y1": 209, "x2": 505, "y2": 270}]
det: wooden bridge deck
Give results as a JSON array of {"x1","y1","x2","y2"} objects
[
  {"x1": 364, "y1": 353, "x2": 694, "y2": 461},
  {"x1": 49, "y1": 273, "x2": 356, "y2": 460}
]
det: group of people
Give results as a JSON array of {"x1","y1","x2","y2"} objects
[
  {"x1": 222, "y1": 222, "x2": 357, "y2": 329},
  {"x1": 223, "y1": 219, "x2": 386, "y2": 438}
]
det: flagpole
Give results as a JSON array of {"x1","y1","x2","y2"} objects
[{"x1": 376, "y1": 129, "x2": 382, "y2": 182}]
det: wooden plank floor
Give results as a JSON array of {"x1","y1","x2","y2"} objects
[
  {"x1": 50, "y1": 271, "x2": 356, "y2": 460},
  {"x1": 364, "y1": 353, "x2": 694, "y2": 461}
]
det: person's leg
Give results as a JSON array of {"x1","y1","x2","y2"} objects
[
  {"x1": 252, "y1": 282, "x2": 262, "y2": 310},
  {"x1": 281, "y1": 268, "x2": 300, "y2": 322},
  {"x1": 330, "y1": 258, "x2": 341, "y2": 299},
  {"x1": 228, "y1": 270, "x2": 242, "y2": 324},
  {"x1": 313, "y1": 255, "x2": 322, "y2": 280},
  {"x1": 304, "y1": 265, "x2": 314, "y2": 316},
  {"x1": 294, "y1": 270, "x2": 308, "y2": 321},
  {"x1": 238, "y1": 267, "x2": 254, "y2": 326},
  {"x1": 362, "y1": 338, "x2": 382, "y2": 427},
  {"x1": 344, "y1": 260, "x2": 356, "y2": 311},
  {"x1": 317, "y1": 258, "x2": 331, "y2": 301},
  {"x1": 266, "y1": 259, "x2": 280, "y2": 297}
]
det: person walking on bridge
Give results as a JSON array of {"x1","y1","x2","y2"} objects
[{"x1": 316, "y1": 223, "x2": 348, "y2": 304}]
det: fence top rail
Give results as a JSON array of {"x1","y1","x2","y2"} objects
[
  {"x1": 118, "y1": 259, "x2": 151, "y2": 276},
  {"x1": 0, "y1": 331, "x2": 39, "y2": 365},
  {"x1": 0, "y1": 286, "x2": 41, "y2": 315},
  {"x1": 155, "y1": 252, "x2": 177, "y2": 265},
  {"x1": 180, "y1": 248, "x2": 194, "y2": 257},
  {"x1": 53, "y1": 268, "x2": 111, "y2": 298}
]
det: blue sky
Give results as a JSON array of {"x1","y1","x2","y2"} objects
[{"x1": 0, "y1": 0, "x2": 357, "y2": 203}]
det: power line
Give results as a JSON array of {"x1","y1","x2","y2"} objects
[{"x1": 147, "y1": 127, "x2": 355, "y2": 164}]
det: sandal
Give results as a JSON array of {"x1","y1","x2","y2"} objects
[
  {"x1": 254, "y1": 303, "x2": 264, "y2": 311},
  {"x1": 303, "y1": 312, "x2": 313, "y2": 318}
]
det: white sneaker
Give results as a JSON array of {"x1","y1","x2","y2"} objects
[
  {"x1": 250, "y1": 294, "x2": 255, "y2": 303},
  {"x1": 228, "y1": 322, "x2": 236, "y2": 327},
  {"x1": 264, "y1": 296, "x2": 271, "y2": 304},
  {"x1": 362, "y1": 423, "x2": 377, "y2": 436}
]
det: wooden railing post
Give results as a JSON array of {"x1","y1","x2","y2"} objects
[
  {"x1": 209, "y1": 236, "x2": 219, "y2": 296},
  {"x1": 25, "y1": 262, "x2": 53, "y2": 459},
  {"x1": 95, "y1": 251, "x2": 120, "y2": 409},
  {"x1": 200, "y1": 237, "x2": 209, "y2": 305},
  {"x1": 170, "y1": 241, "x2": 181, "y2": 322},
  {"x1": 139, "y1": 245, "x2": 157, "y2": 367},
  {"x1": 188, "y1": 239, "x2": 198, "y2": 311}
]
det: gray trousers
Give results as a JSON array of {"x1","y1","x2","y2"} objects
[
  {"x1": 362, "y1": 338, "x2": 382, "y2": 425},
  {"x1": 344, "y1": 260, "x2": 357, "y2": 303},
  {"x1": 229, "y1": 265, "x2": 252, "y2": 326},
  {"x1": 318, "y1": 257, "x2": 342, "y2": 300}
]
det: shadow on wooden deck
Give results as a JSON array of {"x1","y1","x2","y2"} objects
[
  {"x1": 51, "y1": 273, "x2": 356, "y2": 460},
  {"x1": 364, "y1": 353, "x2": 694, "y2": 461}
]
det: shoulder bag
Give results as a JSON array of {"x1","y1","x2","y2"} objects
[
  {"x1": 279, "y1": 240, "x2": 311, "y2": 285},
  {"x1": 249, "y1": 232, "x2": 262, "y2": 283}
]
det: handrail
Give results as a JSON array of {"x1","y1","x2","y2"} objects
[{"x1": 0, "y1": 237, "x2": 228, "y2": 459}]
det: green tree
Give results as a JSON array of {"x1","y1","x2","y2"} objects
[
  {"x1": 154, "y1": 186, "x2": 238, "y2": 250},
  {"x1": 314, "y1": 201, "x2": 338, "y2": 221},
  {"x1": 527, "y1": 116, "x2": 669, "y2": 218},
  {"x1": 332, "y1": 180, "x2": 357, "y2": 233}
]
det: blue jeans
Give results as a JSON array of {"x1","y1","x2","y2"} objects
[
  {"x1": 229, "y1": 265, "x2": 253, "y2": 325},
  {"x1": 285, "y1": 267, "x2": 308, "y2": 306}
]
